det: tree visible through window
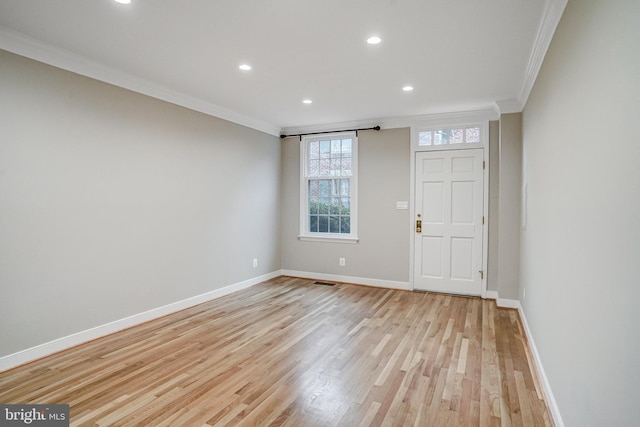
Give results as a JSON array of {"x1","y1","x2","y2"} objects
[{"x1": 300, "y1": 132, "x2": 357, "y2": 241}]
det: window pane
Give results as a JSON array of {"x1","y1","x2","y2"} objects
[
  {"x1": 341, "y1": 197, "x2": 350, "y2": 210},
  {"x1": 309, "y1": 159, "x2": 319, "y2": 176},
  {"x1": 330, "y1": 158, "x2": 341, "y2": 176},
  {"x1": 341, "y1": 139, "x2": 352, "y2": 156},
  {"x1": 309, "y1": 199, "x2": 318, "y2": 215},
  {"x1": 331, "y1": 181, "x2": 340, "y2": 196},
  {"x1": 319, "y1": 197, "x2": 330, "y2": 213},
  {"x1": 329, "y1": 216, "x2": 340, "y2": 233},
  {"x1": 329, "y1": 198, "x2": 339, "y2": 214},
  {"x1": 341, "y1": 158, "x2": 352, "y2": 176},
  {"x1": 419, "y1": 131, "x2": 432, "y2": 146},
  {"x1": 465, "y1": 127, "x2": 480, "y2": 143},
  {"x1": 319, "y1": 180, "x2": 330, "y2": 197},
  {"x1": 331, "y1": 139, "x2": 341, "y2": 155},
  {"x1": 319, "y1": 159, "x2": 330, "y2": 176},
  {"x1": 451, "y1": 129, "x2": 463, "y2": 144},
  {"x1": 309, "y1": 141, "x2": 320, "y2": 159},
  {"x1": 309, "y1": 180, "x2": 319, "y2": 198},
  {"x1": 320, "y1": 140, "x2": 331, "y2": 158},
  {"x1": 434, "y1": 130, "x2": 448, "y2": 145},
  {"x1": 318, "y1": 216, "x2": 329, "y2": 232},
  {"x1": 340, "y1": 217, "x2": 350, "y2": 234},
  {"x1": 340, "y1": 179, "x2": 350, "y2": 196},
  {"x1": 309, "y1": 215, "x2": 318, "y2": 232}
]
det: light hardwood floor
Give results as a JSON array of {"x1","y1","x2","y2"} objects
[{"x1": 0, "y1": 276, "x2": 553, "y2": 426}]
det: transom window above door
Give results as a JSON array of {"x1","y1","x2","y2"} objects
[{"x1": 418, "y1": 126, "x2": 482, "y2": 146}]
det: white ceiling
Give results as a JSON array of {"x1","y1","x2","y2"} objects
[{"x1": 0, "y1": 0, "x2": 562, "y2": 136}]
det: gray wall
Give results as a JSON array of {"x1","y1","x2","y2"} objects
[
  {"x1": 487, "y1": 120, "x2": 500, "y2": 292},
  {"x1": 281, "y1": 128, "x2": 410, "y2": 283},
  {"x1": 497, "y1": 113, "x2": 522, "y2": 300},
  {"x1": 0, "y1": 50, "x2": 281, "y2": 357},
  {"x1": 520, "y1": 0, "x2": 640, "y2": 425}
]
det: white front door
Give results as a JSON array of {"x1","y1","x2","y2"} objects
[{"x1": 413, "y1": 149, "x2": 484, "y2": 295}]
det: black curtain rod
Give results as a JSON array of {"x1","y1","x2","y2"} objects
[{"x1": 280, "y1": 125, "x2": 381, "y2": 140}]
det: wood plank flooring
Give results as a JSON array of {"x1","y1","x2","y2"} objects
[{"x1": 0, "y1": 276, "x2": 553, "y2": 426}]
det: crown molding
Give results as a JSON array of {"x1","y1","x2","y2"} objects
[
  {"x1": 280, "y1": 107, "x2": 500, "y2": 137},
  {"x1": 494, "y1": 99, "x2": 523, "y2": 115},
  {"x1": 396, "y1": 108, "x2": 500, "y2": 128},
  {"x1": 0, "y1": 26, "x2": 281, "y2": 137},
  {"x1": 518, "y1": 0, "x2": 568, "y2": 108}
]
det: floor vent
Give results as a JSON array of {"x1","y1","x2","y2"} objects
[{"x1": 314, "y1": 281, "x2": 336, "y2": 286}]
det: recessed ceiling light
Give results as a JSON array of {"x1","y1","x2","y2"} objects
[
  {"x1": 402, "y1": 85, "x2": 414, "y2": 92},
  {"x1": 114, "y1": 0, "x2": 131, "y2": 4},
  {"x1": 238, "y1": 64, "x2": 252, "y2": 71},
  {"x1": 367, "y1": 36, "x2": 382, "y2": 45},
  {"x1": 302, "y1": 99, "x2": 313, "y2": 104}
]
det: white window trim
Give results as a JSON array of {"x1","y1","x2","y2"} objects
[
  {"x1": 298, "y1": 235, "x2": 359, "y2": 244},
  {"x1": 299, "y1": 131, "x2": 358, "y2": 243}
]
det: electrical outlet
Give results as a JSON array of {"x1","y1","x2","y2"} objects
[
  {"x1": 252, "y1": 258, "x2": 258, "y2": 268},
  {"x1": 339, "y1": 257, "x2": 346, "y2": 267}
]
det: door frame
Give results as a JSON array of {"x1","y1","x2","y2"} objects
[{"x1": 409, "y1": 118, "x2": 490, "y2": 298}]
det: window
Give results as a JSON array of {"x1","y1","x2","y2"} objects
[
  {"x1": 418, "y1": 126, "x2": 481, "y2": 146},
  {"x1": 300, "y1": 132, "x2": 358, "y2": 243}
]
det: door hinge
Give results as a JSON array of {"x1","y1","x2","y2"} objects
[
  {"x1": 482, "y1": 216, "x2": 485, "y2": 225},
  {"x1": 483, "y1": 160, "x2": 486, "y2": 170}
]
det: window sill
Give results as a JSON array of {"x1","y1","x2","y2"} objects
[{"x1": 298, "y1": 235, "x2": 359, "y2": 244}]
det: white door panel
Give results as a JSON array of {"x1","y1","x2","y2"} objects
[{"x1": 414, "y1": 149, "x2": 483, "y2": 295}]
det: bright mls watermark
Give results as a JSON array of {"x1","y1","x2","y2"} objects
[{"x1": 0, "y1": 405, "x2": 69, "y2": 426}]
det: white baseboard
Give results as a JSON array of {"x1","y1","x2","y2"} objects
[
  {"x1": 486, "y1": 290, "x2": 521, "y2": 310},
  {"x1": 0, "y1": 271, "x2": 280, "y2": 372},
  {"x1": 497, "y1": 297, "x2": 521, "y2": 309},
  {"x1": 517, "y1": 305, "x2": 565, "y2": 427},
  {"x1": 281, "y1": 269, "x2": 411, "y2": 291}
]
